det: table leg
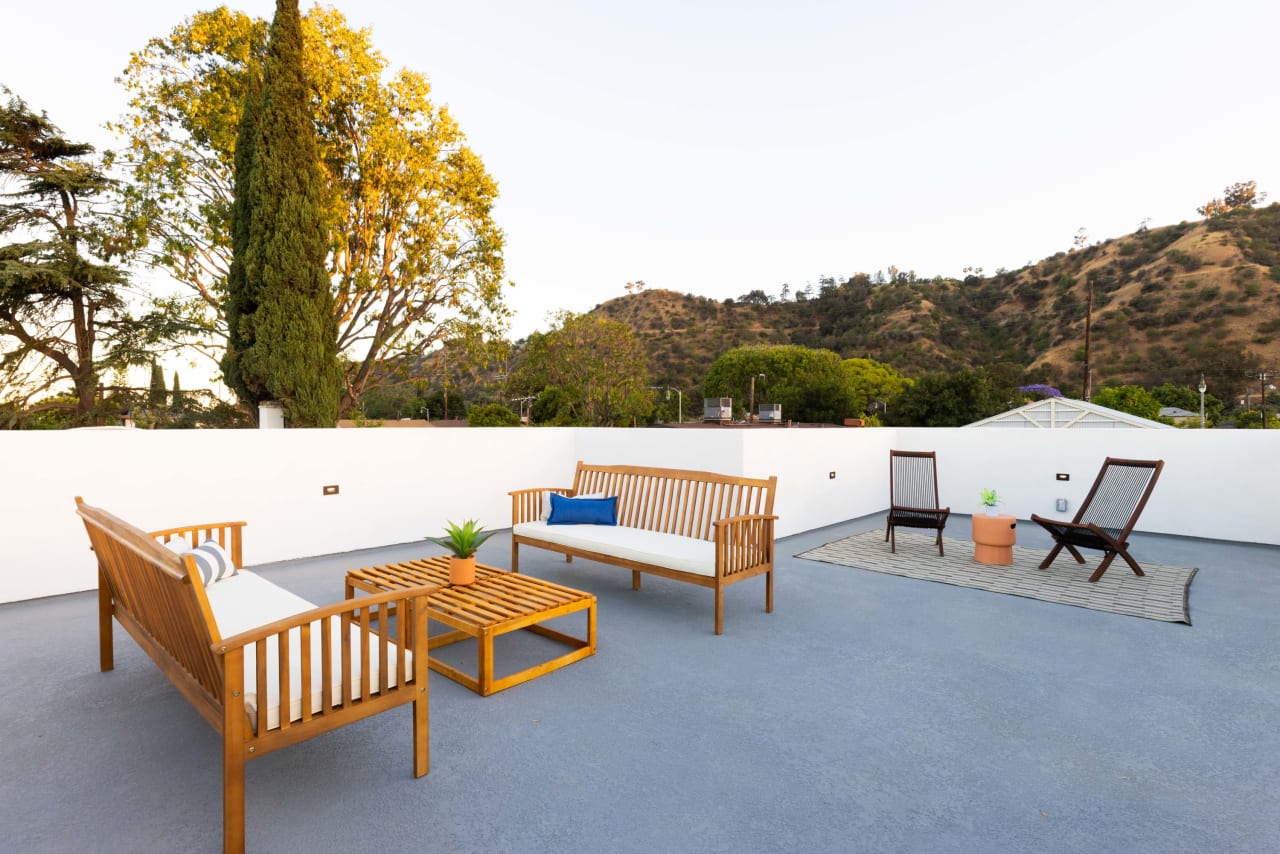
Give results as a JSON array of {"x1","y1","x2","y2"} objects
[{"x1": 478, "y1": 627, "x2": 495, "y2": 696}]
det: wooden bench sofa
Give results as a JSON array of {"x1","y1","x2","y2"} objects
[
  {"x1": 510, "y1": 462, "x2": 778, "y2": 634},
  {"x1": 77, "y1": 498, "x2": 434, "y2": 854}
]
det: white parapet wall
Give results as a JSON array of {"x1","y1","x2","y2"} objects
[{"x1": 2, "y1": 426, "x2": 1274, "y2": 604}]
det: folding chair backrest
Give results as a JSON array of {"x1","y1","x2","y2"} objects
[
  {"x1": 1075, "y1": 457, "x2": 1164, "y2": 537},
  {"x1": 890, "y1": 450, "x2": 941, "y2": 510}
]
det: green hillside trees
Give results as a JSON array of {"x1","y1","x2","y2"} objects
[{"x1": 704, "y1": 345, "x2": 856, "y2": 424}]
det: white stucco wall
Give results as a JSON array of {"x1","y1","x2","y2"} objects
[{"x1": 2, "y1": 426, "x2": 1274, "y2": 604}]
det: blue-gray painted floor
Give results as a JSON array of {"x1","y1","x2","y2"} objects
[{"x1": 2, "y1": 514, "x2": 1276, "y2": 853}]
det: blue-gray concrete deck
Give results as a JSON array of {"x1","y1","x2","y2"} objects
[{"x1": 2, "y1": 515, "x2": 1276, "y2": 853}]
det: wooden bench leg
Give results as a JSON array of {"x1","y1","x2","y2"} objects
[
  {"x1": 511, "y1": 541, "x2": 520, "y2": 573},
  {"x1": 412, "y1": 594, "x2": 430, "y2": 777},
  {"x1": 632, "y1": 570, "x2": 641, "y2": 591},
  {"x1": 222, "y1": 656, "x2": 246, "y2": 854},
  {"x1": 714, "y1": 587, "x2": 724, "y2": 635},
  {"x1": 765, "y1": 569, "x2": 774, "y2": 614},
  {"x1": 98, "y1": 567, "x2": 114, "y2": 672},
  {"x1": 413, "y1": 688, "x2": 430, "y2": 777}
]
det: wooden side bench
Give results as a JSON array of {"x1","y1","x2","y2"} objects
[
  {"x1": 78, "y1": 498, "x2": 434, "y2": 854},
  {"x1": 510, "y1": 462, "x2": 778, "y2": 634}
]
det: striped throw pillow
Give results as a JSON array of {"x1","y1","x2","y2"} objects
[{"x1": 184, "y1": 539, "x2": 237, "y2": 586}]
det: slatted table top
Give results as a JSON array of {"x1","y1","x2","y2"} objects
[{"x1": 347, "y1": 556, "x2": 594, "y2": 631}]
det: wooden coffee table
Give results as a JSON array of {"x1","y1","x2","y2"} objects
[{"x1": 345, "y1": 556, "x2": 596, "y2": 696}]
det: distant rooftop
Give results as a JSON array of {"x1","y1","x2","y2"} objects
[{"x1": 967, "y1": 397, "x2": 1175, "y2": 429}]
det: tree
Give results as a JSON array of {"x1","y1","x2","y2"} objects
[
  {"x1": 0, "y1": 90, "x2": 165, "y2": 423},
  {"x1": 148, "y1": 363, "x2": 166, "y2": 407},
  {"x1": 466, "y1": 403, "x2": 520, "y2": 426},
  {"x1": 508, "y1": 312, "x2": 651, "y2": 426},
  {"x1": 113, "y1": 6, "x2": 509, "y2": 413},
  {"x1": 222, "y1": 0, "x2": 342, "y2": 427},
  {"x1": 883, "y1": 369, "x2": 1015, "y2": 427},
  {"x1": 1197, "y1": 181, "x2": 1267, "y2": 218},
  {"x1": 1151, "y1": 381, "x2": 1222, "y2": 427},
  {"x1": 840, "y1": 358, "x2": 910, "y2": 415},
  {"x1": 1090, "y1": 385, "x2": 1162, "y2": 421},
  {"x1": 703, "y1": 344, "x2": 855, "y2": 424},
  {"x1": 737, "y1": 289, "x2": 772, "y2": 305}
]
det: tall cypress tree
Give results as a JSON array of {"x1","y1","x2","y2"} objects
[
  {"x1": 221, "y1": 0, "x2": 341, "y2": 427},
  {"x1": 148, "y1": 363, "x2": 167, "y2": 407}
]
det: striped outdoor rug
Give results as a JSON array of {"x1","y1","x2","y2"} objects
[{"x1": 797, "y1": 530, "x2": 1196, "y2": 624}]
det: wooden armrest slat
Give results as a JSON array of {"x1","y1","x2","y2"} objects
[
  {"x1": 378, "y1": 604, "x2": 390, "y2": 695},
  {"x1": 277, "y1": 628, "x2": 291, "y2": 731},
  {"x1": 341, "y1": 611, "x2": 353, "y2": 708},
  {"x1": 359, "y1": 607, "x2": 371, "y2": 704},
  {"x1": 255, "y1": 640, "x2": 268, "y2": 735},
  {"x1": 299, "y1": 623, "x2": 312, "y2": 724},
  {"x1": 320, "y1": 615, "x2": 333, "y2": 715}
]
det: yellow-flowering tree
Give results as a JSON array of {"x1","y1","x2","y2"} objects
[{"x1": 112, "y1": 5, "x2": 509, "y2": 413}]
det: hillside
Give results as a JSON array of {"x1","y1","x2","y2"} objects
[{"x1": 591, "y1": 204, "x2": 1280, "y2": 403}]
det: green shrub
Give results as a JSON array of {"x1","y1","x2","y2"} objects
[
  {"x1": 467, "y1": 403, "x2": 521, "y2": 426},
  {"x1": 1166, "y1": 249, "x2": 1202, "y2": 271}
]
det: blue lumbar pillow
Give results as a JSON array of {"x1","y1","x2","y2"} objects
[{"x1": 546, "y1": 493, "x2": 618, "y2": 526}]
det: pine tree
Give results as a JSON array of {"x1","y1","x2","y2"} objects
[
  {"x1": 170, "y1": 371, "x2": 183, "y2": 410},
  {"x1": 221, "y1": 0, "x2": 341, "y2": 427},
  {"x1": 0, "y1": 90, "x2": 141, "y2": 422}
]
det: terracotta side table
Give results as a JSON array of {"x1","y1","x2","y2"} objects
[{"x1": 972, "y1": 514, "x2": 1017, "y2": 565}]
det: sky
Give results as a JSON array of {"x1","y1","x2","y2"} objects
[{"x1": 3, "y1": 0, "x2": 1278, "y2": 344}]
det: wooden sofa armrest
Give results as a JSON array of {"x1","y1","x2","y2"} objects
[
  {"x1": 214, "y1": 584, "x2": 437, "y2": 740},
  {"x1": 213, "y1": 585, "x2": 436, "y2": 653},
  {"x1": 713, "y1": 514, "x2": 778, "y2": 576},
  {"x1": 151, "y1": 521, "x2": 248, "y2": 568},
  {"x1": 509, "y1": 487, "x2": 572, "y2": 525}
]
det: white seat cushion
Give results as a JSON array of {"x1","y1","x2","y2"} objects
[
  {"x1": 204, "y1": 571, "x2": 411, "y2": 731},
  {"x1": 514, "y1": 521, "x2": 717, "y2": 577}
]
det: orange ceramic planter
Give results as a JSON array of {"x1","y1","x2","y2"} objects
[
  {"x1": 449, "y1": 555, "x2": 477, "y2": 585},
  {"x1": 972, "y1": 514, "x2": 1017, "y2": 565}
]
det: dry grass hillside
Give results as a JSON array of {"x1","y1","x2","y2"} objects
[{"x1": 591, "y1": 204, "x2": 1280, "y2": 402}]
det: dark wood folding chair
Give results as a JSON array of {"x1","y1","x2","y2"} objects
[
  {"x1": 886, "y1": 450, "x2": 950, "y2": 556},
  {"x1": 1030, "y1": 457, "x2": 1164, "y2": 582}
]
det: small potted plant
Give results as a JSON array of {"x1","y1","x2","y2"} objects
[
  {"x1": 427, "y1": 519, "x2": 494, "y2": 585},
  {"x1": 978, "y1": 488, "x2": 1001, "y2": 516}
]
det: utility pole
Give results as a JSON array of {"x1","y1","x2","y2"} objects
[
  {"x1": 748, "y1": 373, "x2": 765, "y2": 422},
  {"x1": 1258, "y1": 370, "x2": 1273, "y2": 429}
]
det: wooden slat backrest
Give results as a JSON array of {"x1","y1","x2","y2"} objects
[
  {"x1": 77, "y1": 500, "x2": 224, "y2": 706},
  {"x1": 1073, "y1": 457, "x2": 1165, "y2": 538},
  {"x1": 571, "y1": 461, "x2": 777, "y2": 541},
  {"x1": 889, "y1": 450, "x2": 942, "y2": 511}
]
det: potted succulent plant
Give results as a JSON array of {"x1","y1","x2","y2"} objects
[
  {"x1": 427, "y1": 519, "x2": 494, "y2": 585},
  {"x1": 978, "y1": 488, "x2": 1002, "y2": 516}
]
